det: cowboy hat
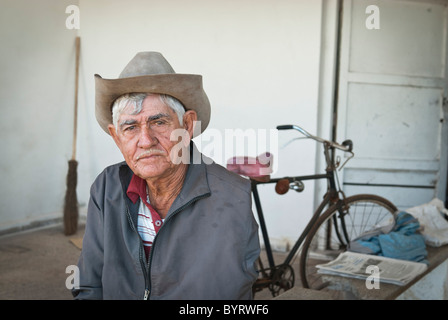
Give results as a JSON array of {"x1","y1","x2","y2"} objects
[{"x1": 95, "y1": 52, "x2": 211, "y2": 136}]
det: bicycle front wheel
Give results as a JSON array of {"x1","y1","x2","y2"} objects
[{"x1": 299, "y1": 194, "x2": 398, "y2": 290}]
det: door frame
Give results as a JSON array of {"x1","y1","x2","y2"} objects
[{"x1": 315, "y1": 0, "x2": 448, "y2": 209}]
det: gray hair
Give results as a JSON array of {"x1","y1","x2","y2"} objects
[{"x1": 111, "y1": 92, "x2": 185, "y2": 131}]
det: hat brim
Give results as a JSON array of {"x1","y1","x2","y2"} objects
[{"x1": 95, "y1": 73, "x2": 211, "y2": 137}]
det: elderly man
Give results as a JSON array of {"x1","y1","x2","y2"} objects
[{"x1": 73, "y1": 52, "x2": 260, "y2": 300}]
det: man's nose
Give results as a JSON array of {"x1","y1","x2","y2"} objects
[{"x1": 137, "y1": 127, "x2": 157, "y2": 148}]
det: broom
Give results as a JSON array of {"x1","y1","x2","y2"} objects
[{"x1": 64, "y1": 36, "x2": 81, "y2": 236}]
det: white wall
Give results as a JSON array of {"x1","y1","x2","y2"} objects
[
  {"x1": 0, "y1": 0, "x2": 79, "y2": 232},
  {"x1": 1, "y1": 0, "x2": 325, "y2": 247}
]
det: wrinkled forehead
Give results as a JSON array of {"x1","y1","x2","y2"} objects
[
  {"x1": 123, "y1": 94, "x2": 174, "y2": 117},
  {"x1": 128, "y1": 94, "x2": 164, "y2": 112},
  {"x1": 120, "y1": 100, "x2": 179, "y2": 126}
]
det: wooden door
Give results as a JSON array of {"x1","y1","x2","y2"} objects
[{"x1": 336, "y1": 0, "x2": 448, "y2": 210}]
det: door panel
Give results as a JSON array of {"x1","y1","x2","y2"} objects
[
  {"x1": 336, "y1": 0, "x2": 448, "y2": 210},
  {"x1": 345, "y1": 83, "x2": 442, "y2": 161},
  {"x1": 344, "y1": 184, "x2": 435, "y2": 208},
  {"x1": 349, "y1": 0, "x2": 447, "y2": 78}
]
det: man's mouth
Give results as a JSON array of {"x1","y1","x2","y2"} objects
[{"x1": 136, "y1": 149, "x2": 166, "y2": 160}]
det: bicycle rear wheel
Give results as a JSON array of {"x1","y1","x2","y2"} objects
[{"x1": 299, "y1": 194, "x2": 398, "y2": 290}]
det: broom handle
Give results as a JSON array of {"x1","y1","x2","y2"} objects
[{"x1": 72, "y1": 37, "x2": 80, "y2": 161}]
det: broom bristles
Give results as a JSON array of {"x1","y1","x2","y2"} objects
[{"x1": 64, "y1": 159, "x2": 78, "y2": 235}]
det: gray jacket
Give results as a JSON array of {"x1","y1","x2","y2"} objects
[{"x1": 73, "y1": 150, "x2": 260, "y2": 300}]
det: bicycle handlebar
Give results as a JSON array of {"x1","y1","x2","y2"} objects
[{"x1": 276, "y1": 124, "x2": 353, "y2": 152}]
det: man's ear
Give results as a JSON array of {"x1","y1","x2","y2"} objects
[
  {"x1": 108, "y1": 124, "x2": 122, "y2": 149},
  {"x1": 183, "y1": 110, "x2": 198, "y2": 140}
]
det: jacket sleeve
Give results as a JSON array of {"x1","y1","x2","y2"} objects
[
  {"x1": 241, "y1": 193, "x2": 261, "y2": 299},
  {"x1": 72, "y1": 176, "x2": 105, "y2": 300}
]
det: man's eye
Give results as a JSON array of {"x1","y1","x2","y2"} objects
[
  {"x1": 124, "y1": 125, "x2": 135, "y2": 132},
  {"x1": 152, "y1": 120, "x2": 166, "y2": 126}
]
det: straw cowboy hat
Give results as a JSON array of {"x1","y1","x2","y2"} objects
[{"x1": 95, "y1": 52, "x2": 211, "y2": 137}]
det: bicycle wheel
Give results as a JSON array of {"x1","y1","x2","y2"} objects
[{"x1": 299, "y1": 194, "x2": 398, "y2": 290}]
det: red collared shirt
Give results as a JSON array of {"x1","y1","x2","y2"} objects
[{"x1": 126, "y1": 174, "x2": 164, "y2": 259}]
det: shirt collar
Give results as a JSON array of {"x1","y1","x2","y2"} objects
[
  {"x1": 124, "y1": 142, "x2": 211, "y2": 208},
  {"x1": 126, "y1": 174, "x2": 147, "y2": 204}
]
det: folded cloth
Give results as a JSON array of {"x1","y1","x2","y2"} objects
[
  {"x1": 406, "y1": 198, "x2": 448, "y2": 247},
  {"x1": 378, "y1": 232, "x2": 427, "y2": 263},
  {"x1": 348, "y1": 211, "x2": 428, "y2": 264}
]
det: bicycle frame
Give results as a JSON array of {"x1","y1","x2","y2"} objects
[{"x1": 252, "y1": 139, "x2": 346, "y2": 279}]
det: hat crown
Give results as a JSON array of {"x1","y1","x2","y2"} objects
[
  {"x1": 95, "y1": 51, "x2": 210, "y2": 137},
  {"x1": 119, "y1": 52, "x2": 175, "y2": 78}
]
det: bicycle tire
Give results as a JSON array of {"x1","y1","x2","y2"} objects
[{"x1": 299, "y1": 194, "x2": 398, "y2": 290}]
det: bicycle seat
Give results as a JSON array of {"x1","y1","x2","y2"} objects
[{"x1": 226, "y1": 152, "x2": 273, "y2": 182}]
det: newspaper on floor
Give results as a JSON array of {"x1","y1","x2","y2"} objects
[{"x1": 316, "y1": 251, "x2": 428, "y2": 286}]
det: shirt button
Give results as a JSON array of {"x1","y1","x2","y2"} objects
[{"x1": 155, "y1": 220, "x2": 162, "y2": 227}]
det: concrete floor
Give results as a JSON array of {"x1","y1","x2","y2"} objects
[
  {"x1": 0, "y1": 223, "x2": 84, "y2": 300},
  {"x1": 0, "y1": 222, "x2": 327, "y2": 300},
  {"x1": 3, "y1": 221, "x2": 443, "y2": 301}
]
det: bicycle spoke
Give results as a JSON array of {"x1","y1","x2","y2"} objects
[{"x1": 300, "y1": 195, "x2": 397, "y2": 290}]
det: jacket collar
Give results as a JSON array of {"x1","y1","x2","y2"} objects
[
  {"x1": 119, "y1": 142, "x2": 211, "y2": 219},
  {"x1": 167, "y1": 142, "x2": 211, "y2": 218}
]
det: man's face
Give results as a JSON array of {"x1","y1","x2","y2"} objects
[{"x1": 108, "y1": 94, "x2": 195, "y2": 180}]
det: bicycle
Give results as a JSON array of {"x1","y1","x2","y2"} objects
[{"x1": 227, "y1": 124, "x2": 398, "y2": 297}]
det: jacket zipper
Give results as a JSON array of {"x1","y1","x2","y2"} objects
[
  {"x1": 125, "y1": 207, "x2": 150, "y2": 300},
  {"x1": 143, "y1": 288, "x2": 150, "y2": 300},
  {"x1": 145, "y1": 193, "x2": 210, "y2": 300}
]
